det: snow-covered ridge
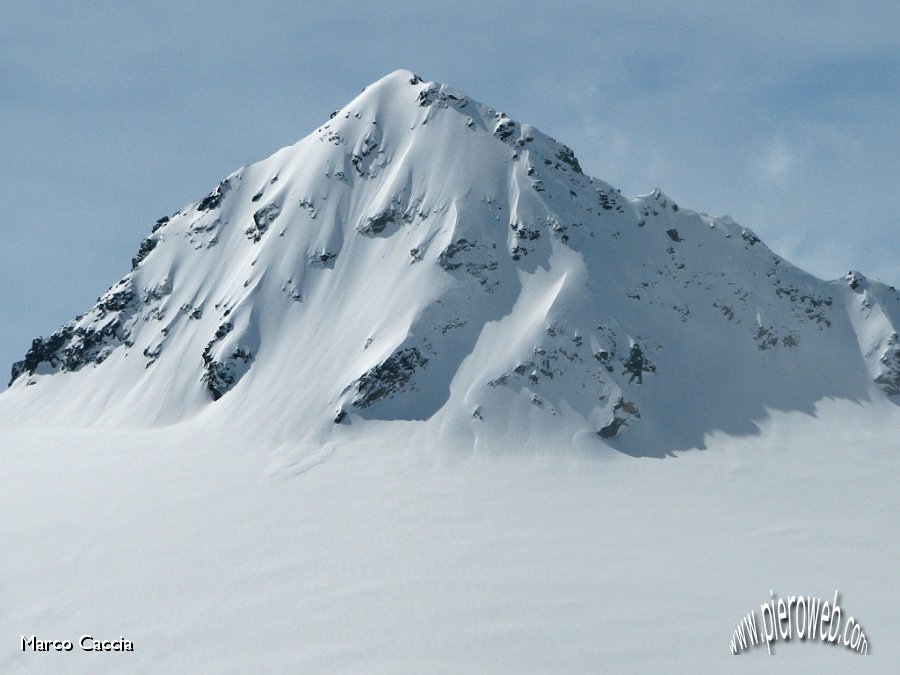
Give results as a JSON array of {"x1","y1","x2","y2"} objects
[{"x1": 2, "y1": 69, "x2": 897, "y2": 455}]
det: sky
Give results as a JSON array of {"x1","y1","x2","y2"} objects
[{"x1": 1, "y1": 1, "x2": 898, "y2": 386}]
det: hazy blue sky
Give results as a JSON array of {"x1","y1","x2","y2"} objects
[{"x1": 2, "y1": 1, "x2": 898, "y2": 385}]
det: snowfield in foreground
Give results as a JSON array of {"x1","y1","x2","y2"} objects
[{"x1": 2, "y1": 398, "x2": 898, "y2": 673}]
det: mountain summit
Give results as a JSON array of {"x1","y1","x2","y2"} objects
[{"x1": 3, "y1": 70, "x2": 898, "y2": 454}]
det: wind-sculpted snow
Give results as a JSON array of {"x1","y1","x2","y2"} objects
[
  {"x1": 3, "y1": 70, "x2": 898, "y2": 454},
  {"x1": 838, "y1": 271, "x2": 900, "y2": 396}
]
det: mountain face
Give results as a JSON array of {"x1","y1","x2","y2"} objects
[{"x1": 3, "y1": 70, "x2": 897, "y2": 455}]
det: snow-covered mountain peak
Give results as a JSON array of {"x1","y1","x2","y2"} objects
[{"x1": 2, "y1": 71, "x2": 897, "y2": 455}]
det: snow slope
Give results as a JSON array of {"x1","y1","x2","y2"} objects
[
  {"x1": 1, "y1": 400, "x2": 898, "y2": 673},
  {"x1": 1, "y1": 71, "x2": 897, "y2": 672},
  {"x1": 1, "y1": 69, "x2": 897, "y2": 456}
]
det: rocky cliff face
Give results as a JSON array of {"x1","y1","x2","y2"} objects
[{"x1": 3, "y1": 70, "x2": 897, "y2": 454}]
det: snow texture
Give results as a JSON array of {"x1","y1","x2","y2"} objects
[
  {"x1": 4, "y1": 70, "x2": 897, "y2": 456},
  {"x1": 1, "y1": 70, "x2": 897, "y2": 672}
]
